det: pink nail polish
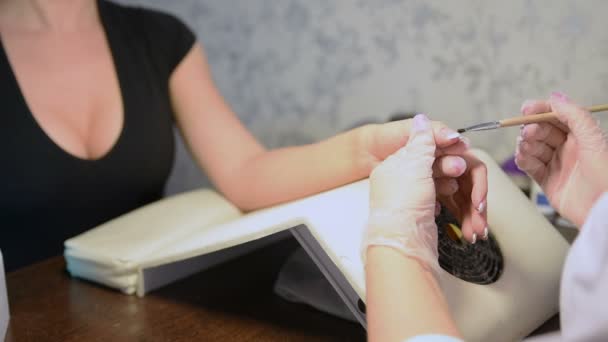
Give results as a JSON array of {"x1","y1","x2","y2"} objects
[
  {"x1": 459, "y1": 136, "x2": 471, "y2": 148},
  {"x1": 413, "y1": 114, "x2": 429, "y2": 131},
  {"x1": 453, "y1": 159, "x2": 466, "y2": 173},
  {"x1": 550, "y1": 91, "x2": 569, "y2": 102},
  {"x1": 477, "y1": 201, "x2": 485, "y2": 213},
  {"x1": 449, "y1": 178, "x2": 459, "y2": 191},
  {"x1": 520, "y1": 100, "x2": 534, "y2": 114},
  {"x1": 440, "y1": 127, "x2": 460, "y2": 140}
]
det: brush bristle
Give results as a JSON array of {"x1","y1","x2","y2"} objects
[{"x1": 457, "y1": 128, "x2": 466, "y2": 133}]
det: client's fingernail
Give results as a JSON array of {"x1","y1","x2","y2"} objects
[
  {"x1": 482, "y1": 227, "x2": 489, "y2": 240},
  {"x1": 459, "y1": 136, "x2": 471, "y2": 148},
  {"x1": 441, "y1": 127, "x2": 461, "y2": 140},
  {"x1": 449, "y1": 178, "x2": 459, "y2": 192},
  {"x1": 413, "y1": 114, "x2": 430, "y2": 131},
  {"x1": 550, "y1": 91, "x2": 569, "y2": 103},
  {"x1": 477, "y1": 201, "x2": 486, "y2": 213},
  {"x1": 470, "y1": 233, "x2": 477, "y2": 244},
  {"x1": 452, "y1": 159, "x2": 466, "y2": 174}
]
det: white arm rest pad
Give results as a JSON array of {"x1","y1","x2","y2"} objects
[{"x1": 64, "y1": 189, "x2": 241, "y2": 292}]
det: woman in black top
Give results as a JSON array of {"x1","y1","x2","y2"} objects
[{"x1": 0, "y1": 0, "x2": 487, "y2": 271}]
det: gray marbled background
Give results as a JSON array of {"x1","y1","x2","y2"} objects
[{"x1": 117, "y1": 0, "x2": 608, "y2": 194}]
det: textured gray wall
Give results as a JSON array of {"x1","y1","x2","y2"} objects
[{"x1": 116, "y1": 0, "x2": 608, "y2": 195}]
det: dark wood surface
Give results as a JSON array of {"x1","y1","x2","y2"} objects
[
  {"x1": 4, "y1": 235, "x2": 562, "y2": 342},
  {"x1": 5, "y1": 238, "x2": 366, "y2": 342}
]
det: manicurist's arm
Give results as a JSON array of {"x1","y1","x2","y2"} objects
[
  {"x1": 514, "y1": 93, "x2": 608, "y2": 341},
  {"x1": 362, "y1": 114, "x2": 475, "y2": 341},
  {"x1": 366, "y1": 247, "x2": 461, "y2": 342}
]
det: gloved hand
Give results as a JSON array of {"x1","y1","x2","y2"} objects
[
  {"x1": 362, "y1": 114, "x2": 442, "y2": 275},
  {"x1": 361, "y1": 118, "x2": 488, "y2": 244},
  {"x1": 515, "y1": 92, "x2": 608, "y2": 227}
]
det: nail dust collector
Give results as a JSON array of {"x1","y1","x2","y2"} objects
[{"x1": 64, "y1": 149, "x2": 568, "y2": 342}]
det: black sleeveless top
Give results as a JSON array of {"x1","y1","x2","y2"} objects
[{"x1": 0, "y1": 1, "x2": 195, "y2": 271}]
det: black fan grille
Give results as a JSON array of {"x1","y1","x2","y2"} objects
[{"x1": 436, "y1": 206, "x2": 503, "y2": 284}]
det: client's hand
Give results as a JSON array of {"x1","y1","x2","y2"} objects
[
  {"x1": 436, "y1": 149, "x2": 488, "y2": 244},
  {"x1": 515, "y1": 92, "x2": 608, "y2": 227},
  {"x1": 363, "y1": 114, "x2": 470, "y2": 275}
]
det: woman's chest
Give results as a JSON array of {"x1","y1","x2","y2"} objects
[
  {"x1": 1, "y1": 29, "x2": 177, "y2": 206},
  {"x1": 2, "y1": 29, "x2": 123, "y2": 160}
]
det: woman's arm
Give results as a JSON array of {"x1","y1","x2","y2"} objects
[
  {"x1": 366, "y1": 247, "x2": 461, "y2": 342},
  {"x1": 169, "y1": 44, "x2": 469, "y2": 211}
]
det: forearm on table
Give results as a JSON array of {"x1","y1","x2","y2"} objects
[
  {"x1": 365, "y1": 246, "x2": 461, "y2": 342},
  {"x1": 219, "y1": 127, "x2": 370, "y2": 211}
]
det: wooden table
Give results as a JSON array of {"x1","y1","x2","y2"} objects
[
  {"x1": 5, "y1": 238, "x2": 366, "y2": 341},
  {"x1": 4, "y1": 235, "x2": 562, "y2": 342}
]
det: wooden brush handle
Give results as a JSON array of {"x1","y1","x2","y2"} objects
[
  {"x1": 499, "y1": 112, "x2": 557, "y2": 127},
  {"x1": 499, "y1": 103, "x2": 608, "y2": 128}
]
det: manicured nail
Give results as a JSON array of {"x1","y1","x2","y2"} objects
[
  {"x1": 520, "y1": 100, "x2": 535, "y2": 114},
  {"x1": 482, "y1": 227, "x2": 489, "y2": 240},
  {"x1": 477, "y1": 201, "x2": 486, "y2": 213},
  {"x1": 550, "y1": 91, "x2": 569, "y2": 103},
  {"x1": 470, "y1": 233, "x2": 477, "y2": 244},
  {"x1": 441, "y1": 127, "x2": 461, "y2": 140},
  {"x1": 413, "y1": 114, "x2": 430, "y2": 131},
  {"x1": 449, "y1": 158, "x2": 464, "y2": 174},
  {"x1": 449, "y1": 178, "x2": 459, "y2": 192},
  {"x1": 459, "y1": 136, "x2": 471, "y2": 148}
]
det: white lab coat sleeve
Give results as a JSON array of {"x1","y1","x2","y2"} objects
[{"x1": 559, "y1": 192, "x2": 608, "y2": 341}]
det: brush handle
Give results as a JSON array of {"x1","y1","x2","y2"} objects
[{"x1": 499, "y1": 104, "x2": 608, "y2": 128}]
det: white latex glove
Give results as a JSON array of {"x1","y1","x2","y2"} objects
[
  {"x1": 362, "y1": 114, "x2": 440, "y2": 274},
  {"x1": 515, "y1": 92, "x2": 608, "y2": 227}
]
